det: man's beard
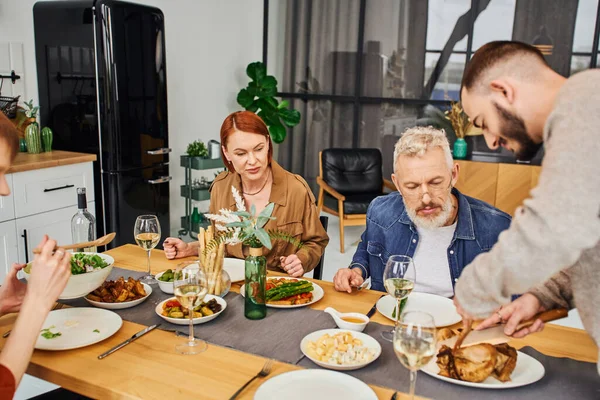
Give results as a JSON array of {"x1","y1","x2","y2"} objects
[
  {"x1": 493, "y1": 102, "x2": 542, "y2": 161},
  {"x1": 406, "y1": 194, "x2": 454, "y2": 230}
]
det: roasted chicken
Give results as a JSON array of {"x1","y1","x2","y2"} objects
[{"x1": 436, "y1": 343, "x2": 518, "y2": 383}]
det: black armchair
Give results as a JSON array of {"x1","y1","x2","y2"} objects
[{"x1": 316, "y1": 148, "x2": 395, "y2": 253}]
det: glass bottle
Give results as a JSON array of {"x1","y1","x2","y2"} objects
[
  {"x1": 191, "y1": 206, "x2": 200, "y2": 231},
  {"x1": 71, "y1": 188, "x2": 97, "y2": 252},
  {"x1": 244, "y1": 247, "x2": 267, "y2": 320}
]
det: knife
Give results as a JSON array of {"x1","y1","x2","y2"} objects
[
  {"x1": 366, "y1": 294, "x2": 386, "y2": 318},
  {"x1": 440, "y1": 308, "x2": 568, "y2": 348},
  {"x1": 98, "y1": 324, "x2": 161, "y2": 359}
]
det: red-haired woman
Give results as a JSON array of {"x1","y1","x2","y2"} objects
[
  {"x1": 164, "y1": 111, "x2": 328, "y2": 276},
  {"x1": 0, "y1": 112, "x2": 71, "y2": 398}
]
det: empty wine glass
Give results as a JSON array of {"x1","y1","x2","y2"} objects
[
  {"x1": 393, "y1": 311, "x2": 437, "y2": 400},
  {"x1": 381, "y1": 255, "x2": 416, "y2": 342},
  {"x1": 174, "y1": 262, "x2": 208, "y2": 355},
  {"x1": 134, "y1": 215, "x2": 161, "y2": 284}
]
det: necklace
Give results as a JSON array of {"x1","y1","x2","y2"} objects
[{"x1": 242, "y1": 170, "x2": 271, "y2": 196}]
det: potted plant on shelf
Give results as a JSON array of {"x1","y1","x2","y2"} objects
[
  {"x1": 237, "y1": 61, "x2": 301, "y2": 144},
  {"x1": 182, "y1": 139, "x2": 223, "y2": 169},
  {"x1": 204, "y1": 186, "x2": 302, "y2": 320}
]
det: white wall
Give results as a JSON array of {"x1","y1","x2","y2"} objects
[{"x1": 0, "y1": 0, "x2": 264, "y2": 236}]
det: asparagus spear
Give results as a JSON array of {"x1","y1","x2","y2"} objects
[
  {"x1": 268, "y1": 283, "x2": 313, "y2": 300},
  {"x1": 269, "y1": 285, "x2": 314, "y2": 301}
]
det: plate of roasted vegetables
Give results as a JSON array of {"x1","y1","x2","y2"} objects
[
  {"x1": 240, "y1": 277, "x2": 324, "y2": 308},
  {"x1": 155, "y1": 295, "x2": 226, "y2": 325},
  {"x1": 84, "y1": 277, "x2": 152, "y2": 310},
  {"x1": 421, "y1": 342, "x2": 545, "y2": 389}
]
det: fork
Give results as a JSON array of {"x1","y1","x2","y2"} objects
[
  {"x1": 228, "y1": 359, "x2": 274, "y2": 400},
  {"x1": 2, "y1": 303, "x2": 64, "y2": 338}
]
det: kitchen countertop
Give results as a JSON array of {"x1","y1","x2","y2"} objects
[{"x1": 8, "y1": 150, "x2": 97, "y2": 173}]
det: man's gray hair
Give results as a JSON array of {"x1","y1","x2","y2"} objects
[{"x1": 393, "y1": 126, "x2": 453, "y2": 172}]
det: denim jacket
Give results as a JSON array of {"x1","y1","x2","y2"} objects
[{"x1": 350, "y1": 188, "x2": 512, "y2": 292}]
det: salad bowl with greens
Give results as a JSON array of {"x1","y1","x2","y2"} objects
[{"x1": 22, "y1": 252, "x2": 114, "y2": 300}]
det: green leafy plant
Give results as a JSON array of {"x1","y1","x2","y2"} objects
[
  {"x1": 23, "y1": 99, "x2": 39, "y2": 119},
  {"x1": 204, "y1": 186, "x2": 302, "y2": 251},
  {"x1": 186, "y1": 140, "x2": 209, "y2": 158},
  {"x1": 237, "y1": 61, "x2": 301, "y2": 143}
]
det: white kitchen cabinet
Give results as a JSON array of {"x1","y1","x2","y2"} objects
[
  {"x1": 12, "y1": 163, "x2": 94, "y2": 218},
  {"x1": 16, "y1": 202, "x2": 96, "y2": 264},
  {"x1": 0, "y1": 175, "x2": 15, "y2": 223},
  {"x1": 0, "y1": 220, "x2": 18, "y2": 284}
]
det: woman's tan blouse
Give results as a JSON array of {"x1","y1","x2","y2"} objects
[{"x1": 209, "y1": 161, "x2": 329, "y2": 273}]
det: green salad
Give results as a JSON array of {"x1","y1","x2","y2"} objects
[{"x1": 25, "y1": 253, "x2": 109, "y2": 275}]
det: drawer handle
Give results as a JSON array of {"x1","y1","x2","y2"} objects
[
  {"x1": 43, "y1": 184, "x2": 75, "y2": 193},
  {"x1": 147, "y1": 176, "x2": 172, "y2": 185},
  {"x1": 147, "y1": 148, "x2": 171, "y2": 155}
]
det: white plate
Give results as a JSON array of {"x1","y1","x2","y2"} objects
[
  {"x1": 155, "y1": 295, "x2": 227, "y2": 325},
  {"x1": 300, "y1": 329, "x2": 381, "y2": 371},
  {"x1": 239, "y1": 277, "x2": 324, "y2": 309},
  {"x1": 84, "y1": 283, "x2": 152, "y2": 310},
  {"x1": 223, "y1": 257, "x2": 245, "y2": 282},
  {"x1": 35, "y1": 308, "x2": 122, "y2": 351},
  {"x1": 421, "y1": 350, "x2": 545, "y2": 389},
  {"x1": 376, "y1": 292, "x2": 461, "y2": 327},
  {"x1": 254, "y1": 369, "x2": 377, "y2": 400}
]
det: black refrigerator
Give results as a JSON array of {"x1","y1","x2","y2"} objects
[{"x1": 33, "y1": 0, "x2": 170, "y2": 249}]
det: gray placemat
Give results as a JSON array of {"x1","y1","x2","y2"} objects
[
  {"x1": 61, "y1": 267, "x2": 336, "y2": 364},
  {"x1": 297, "y1": 321, "x2": 600, "y2": 399}
]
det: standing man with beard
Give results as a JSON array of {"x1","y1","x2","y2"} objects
[
  {"x1": 452, "y1": 41, "x2": 600, "y2": 373},
  {"x1": 333, "y1": 126, "x2": 511, "y2": 295}
]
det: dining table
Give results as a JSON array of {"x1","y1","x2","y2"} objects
[{"x1": 0, "y1": 244, "x2": 597, "y2": 399}]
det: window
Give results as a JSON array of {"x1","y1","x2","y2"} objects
[{"x1": 265, "y1": 0, "x2": 600, "y2": 187}]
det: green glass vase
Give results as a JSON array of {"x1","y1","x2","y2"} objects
[
  {"x1": 244, "y1": 247, "x2": 267, "y2": 320},
  {"x1": 25, "y1": 121, "x2": 42, "y2": 154},
  {"x1": 41, "y1": 126, "x2": 53, "y2": 152},
  {"x1": 453, "y1": 138, "x2": 467, "y2": 159}
]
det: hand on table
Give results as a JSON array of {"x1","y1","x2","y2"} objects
[
  {"x1": 333, "y1": 268, "x2": 364, "y2": 293},
  {"x1": 0, "y1": 263, "x2": 27, "y2": 316},
  {"x1": 279, "y1": 255, "x2": 304, "y2": 277},
  {"x1": 163, "y1": 237, "x2": 193, "y2": 259},
  {"x1": 26, "y1": 235, "x2": 71, "y2": 311},
  {"x1": 476, "y1": 293, "x2": 546, "y2": 338}
]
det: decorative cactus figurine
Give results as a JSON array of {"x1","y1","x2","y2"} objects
[
  {"x1": 23, "y1": 100, "x2": 42, "y2": 154},
  {"x1": 41, "y1": 126, "x2": 53, "y2": 152}
]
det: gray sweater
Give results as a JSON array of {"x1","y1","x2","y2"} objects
[{"x1": 455, "y1": 69, "x2": 600, "y2": 374}]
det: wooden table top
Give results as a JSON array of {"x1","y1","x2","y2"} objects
[
  {"x1": 7, "y1": 150, "x2": 96, "y2": 173},
  {"x1": 0, "y1": 244, "x2": 596, "y2": 399}
]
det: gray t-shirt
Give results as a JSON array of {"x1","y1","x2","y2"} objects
[
  {"x1": 455, "y1": 69, "x2": 600, "y2": 374},
  {"x1": 413, "y1": 222, "x2": 457, "y2": 298}
]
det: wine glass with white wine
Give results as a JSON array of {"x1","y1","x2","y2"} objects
[
  {"x1": 174, "y1": 261, "x2": 208, "y2": 355},
  {"x1": 393, "y1": 311, "x2": 437, "y2": 400},
  {"x1": 134, "y1": 215, "x2": 161, "y2": 284},
  {"x1": 381, "y1": 255, "x2": 416, "y2": 342}
]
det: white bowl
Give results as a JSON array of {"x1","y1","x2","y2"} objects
[
  {"x1": 84, "y1": 282, "x2": 152, "y2": 310},
  {"x1": 22, "y1": 252, "x2": 115, "y2": 300},
  {"x1": 300, "y1": 329, "x2": 382, "y2": 371},
  {"x1": 155, "y1": 295, "x2": 227, "y2": 325},
  {"x1": 324, "y1": 308, "x2": 369, "y2": 332},
  {"x1": 154, "y1": 270, "x2": 174, "y2": 294},
  {"x1": 155, "y1": 269, "x2": 232, "y2": 297}
]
